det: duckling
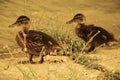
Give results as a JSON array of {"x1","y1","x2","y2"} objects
[
  {"x1": 8, "y1": 16, "x2": 60, "y2": 64},
  {"x1": 66, "y1": 13, "x2": 117, "y2": 52}
]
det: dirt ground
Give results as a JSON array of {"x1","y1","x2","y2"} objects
[{"x1": 0, "y1": 55, "x2": 100, "y2": 80}]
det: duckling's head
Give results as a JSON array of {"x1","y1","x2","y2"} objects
[
  {"x1": 8, "y1": 15, "x2": 31, "y2": 30},
  {"x1": 66, "y1": 13, "x2": 86, "y2": 24}
]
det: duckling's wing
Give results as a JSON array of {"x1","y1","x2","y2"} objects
[
  {"x1": 27, "y1": 30, "x2": 43, "y2": 43},
  {"x1": 26, "y1": 30, "x2": 59, "y2": 52},
  {"x1": 91, "y1": 26, "x2": 115, "y2": 40},
  {"x1": 27, "y1": 30, "x2": 59, "y2": 46}
]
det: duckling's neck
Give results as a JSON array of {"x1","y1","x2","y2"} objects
[
  {"x1": 76, "y1": 23, "x2": 85, "y2": 29},
  {"x1": 22, "y1": 27, "x2": 29, "y2": 34},
  {"x1": 75, "y1": 23, "x2": 85, "y2": 36}
]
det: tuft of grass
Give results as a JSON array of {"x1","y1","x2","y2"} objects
[
  {"x1": 98, "y1": 71, "x2": 120, "y2": 80},
  {"x1": 113, "y1": 71, "x2": 120, "y2": 80},
  {"x1": 50, "y1": 28, "x2": 84, "y2": 55},
  {"x1": 87, "y1": 62, "x2": 107, "y2": 72},
  {"x1": 71, "y1": 52, "x2": 109, "y2": 73},
  {"x1": 72, "y1": 53, "x2": 96, "y2": 64}
]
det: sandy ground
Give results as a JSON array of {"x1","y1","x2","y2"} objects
[
  {"x1": 0, "y1": 55, "x2": 100, "y2": 80},
  {"x1": 89, "y1": 46, "x2": 120, "y2": 71}
]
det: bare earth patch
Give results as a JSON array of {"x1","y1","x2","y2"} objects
[
  {"x1": 0, "y1": 55, "x2": 100, "y2": 80},
  {"x1": 89, "y1": 47, "x2": 120, "y2": 71}
]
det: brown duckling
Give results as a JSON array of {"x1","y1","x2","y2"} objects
[
  {"x1": 8, "y1": 16, "x2": 61, "y2": 64},
  {"x1": 66, "y1": 13, "x2": 117, "y2": 52}
]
